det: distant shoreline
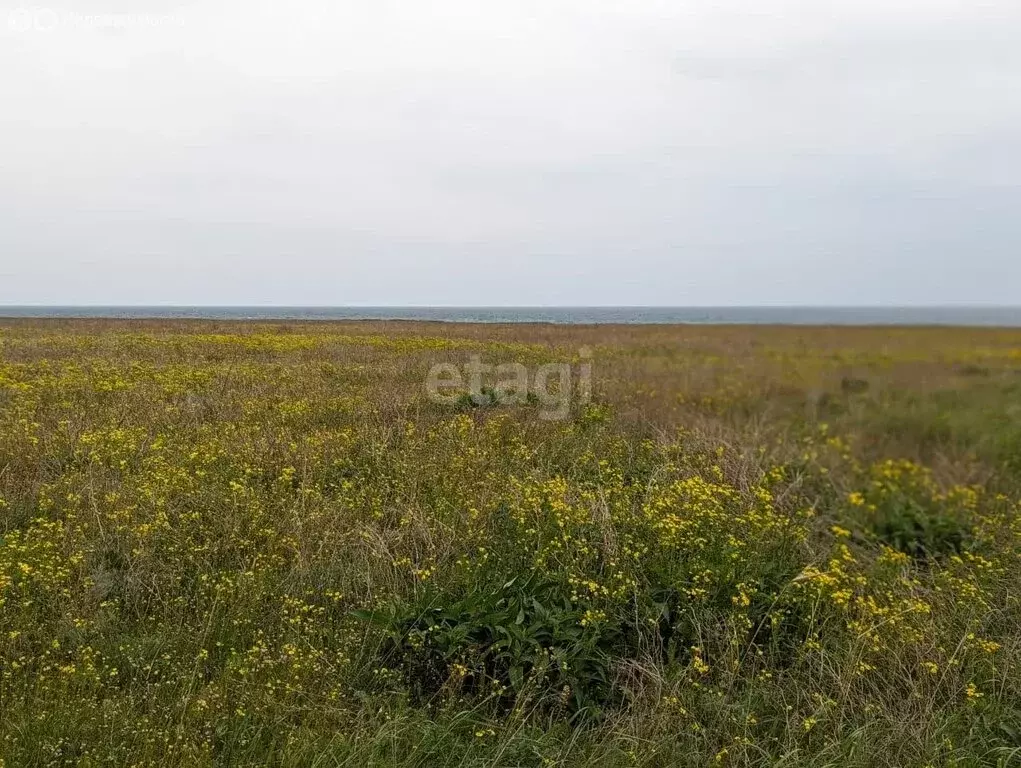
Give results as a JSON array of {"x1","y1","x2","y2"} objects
[{"x1": 2, "y1": 306, "x2": 1021, "y2": 327}]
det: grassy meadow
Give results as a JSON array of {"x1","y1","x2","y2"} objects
[{"x1": 2, "y1": 319, "x2": 1021, "y2": 767}]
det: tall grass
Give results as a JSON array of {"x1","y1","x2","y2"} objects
[{"x1": 1, "y1": 320, "x2": 1021, "y2": 766}]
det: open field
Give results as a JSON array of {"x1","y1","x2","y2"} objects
[{"x1": 2, "y1": 319, "x2": 1021, "y2": 767}]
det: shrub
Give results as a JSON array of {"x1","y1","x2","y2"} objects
[{"x1": 353, "y1": 574, "x2": 626, "y2": 716}]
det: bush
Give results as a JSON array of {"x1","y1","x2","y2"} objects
[{"x1": 354, "y1": 574, "x2": 626, "y2": 715}]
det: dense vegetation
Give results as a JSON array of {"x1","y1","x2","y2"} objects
[{"x1": 2, "y1": 319, "x2": 1021, "y2": 766}]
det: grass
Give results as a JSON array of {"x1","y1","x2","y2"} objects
[{"x1": 1, "y1": 318, "x2": 1021, "y2": 766}]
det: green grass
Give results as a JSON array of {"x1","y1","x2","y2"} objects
[{"x1": 1, "y1": 320, "x2": 1021, "y2": 766}]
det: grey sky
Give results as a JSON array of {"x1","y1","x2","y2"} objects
[{"x1": 1, "y1": 0, "x2": 1019, "y2": 306}]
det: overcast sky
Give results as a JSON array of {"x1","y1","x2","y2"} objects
[{"x1": 1, "y1": 0, "x2": 1019, "y2": 306}]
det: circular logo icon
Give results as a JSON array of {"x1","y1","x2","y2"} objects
[{"x1": 34, "y1": 7, "x2": 59, "y2": 31}]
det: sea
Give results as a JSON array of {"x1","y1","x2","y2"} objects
[{"x1": 1, "y1": 306, "x2": 1021, "y2": 326}]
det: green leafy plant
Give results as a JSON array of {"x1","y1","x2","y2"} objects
[
  {"x1": 870, "y1": 494, "x2": 969, "y2": 559},
  {"x1": 353, "y1": 574, "x2": 625, "y2": 716}
]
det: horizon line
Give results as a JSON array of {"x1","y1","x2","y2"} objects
[{"x1": 3, "y1": 303, "x2": 1020, "y2": 310}]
